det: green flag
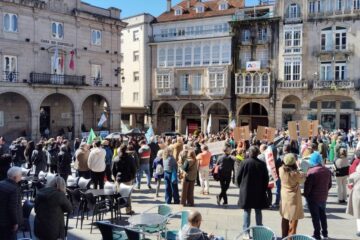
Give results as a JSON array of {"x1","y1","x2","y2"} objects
[{"x1": 87, "y1": 128, "x2": 96, "y2": 145}]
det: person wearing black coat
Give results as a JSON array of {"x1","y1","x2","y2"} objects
[
  {"x1": 149, "y1": 139, "x2": 160, "y2": 181},
  {"x1": 0, "y1": 154, "x2": 12, "y2": 181},
  {"x1": 215, "y1": 146, "x2": 234, "y2": 206},
  {"x1": 237, "y1": 146, "x2": 269, "y2": 235},
  {"x1": 34, "y1": 176, "x2": 72, "y2": 240},
  {"x1": 57, "y1": 145, "x2": 72, "y2": 182}
]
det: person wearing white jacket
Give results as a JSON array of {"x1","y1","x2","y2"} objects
[
  {"x1": 347, "y1": 164, "x2": 360, "y2": 237},
  {"x1": 88, "y1": 140, "x2": 106, "y2": 189}
]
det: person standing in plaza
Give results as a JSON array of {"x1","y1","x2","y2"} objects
[
  {"x1": 102, "y1": 140, "x2": 114, "y2": 182},
  {"x1": 24, "y1": 140, "x2": 35, "y2": 169},
  {"x1": 237, "y1": 146, "x2": 269, "y2": 239},
  {"x1": 0, "y1": 154, "x2": 12, "y2": 181},
  {"x1": 304, "y1": 152, "x2": 332, "y2": 240},
  {"x1": 163, "y1": 147, "x2": 179, "y2": 204},
  {"x1": 181, "y1": 149, "x2": 198, "y2": 206},
  {"x1": 334, "y1": 148, "x2": 350, "y2": 203},
  {"x1": 74, "y1": 142, "x2": 91, "y2": 179},
  {"x1": 346, "y1": 164, "x2": 360, "y2": 237},
  {"x1": 88, "y1": 140, "x2": 106, "y2": 189},
  {"x1": 57, "y1": 144, "x2": 72, "y2": 182},
  {"x1": 0, "y1": 167, "x2": 23, "y2": 240},
  {"x1": 136, "y1": 140, "x2": 152, "y2": 189},
  {"x1": 0, "y1": 136, "x2": 9, "y2": 156},
  {"x1": 196, "y1": 144, "x2": 211, "y2": 195},
  {"x1": 216, "y1": 145, "x2": 234, "y2": 207},
  {"x1": 279, "y1": 153, "x2": 306, "y2": 238},
  {"x1": 149, "y1": 136, "x2": 160, "y2": 181},
  {"x1": 31, "y1": 142, "x2": 47, "y2": 177},
  {"x1": 152, "y1": 149, "x2": 164, "y2": 197}
]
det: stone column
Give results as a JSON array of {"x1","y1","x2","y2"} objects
[
  {"x1": 317, "y1": 101, "x2": 321, "y2": 121},
  {"x1": 175, "y1": 113, "x2": 181, "y2": 133},
  {"x1": 355, "y1": 111, "x2": 360, "y2": 129},
  {"x1": 74, "y1": 111, "x2": 83, "y2": 139},
  {"x1": 111, "y1": 110, "x2": 121, "y2": 132},
  {"x1": 201, "y1": 114, "x2": 207, "y2": 133},
  {"x1": 152, "y1": 114, "x2": 158, "y2": 131},
  {"x1": 31, "y1": 114, "x2": 40, "y2": 141},
  {"x1": 335, "y1": 101, "x2": 341, "y2": 129},
  {"x1": 129, "y1": 114, "x2": 136, "y2": 128}
]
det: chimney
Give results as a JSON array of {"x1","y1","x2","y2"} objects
[{"x1": 167, "y1": 0, "x2": 172, "y2": 12}]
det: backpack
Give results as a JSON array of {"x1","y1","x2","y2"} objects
[{"x1": 155, "y1": 163, "x2": 164, "y2": 175}]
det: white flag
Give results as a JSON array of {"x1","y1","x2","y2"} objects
[
  {"x1": 207, "y1": 114, "x2": 212, "y2": 134},
  {"x1": 185, "y1": 125, "x2": 188, "y2": 137},
  {"x1": 97, "y1": 113, "x2": 107, "y2": 128},
  {"x1": 229, "y1": 119, "x2": 236, "y2": 129}
]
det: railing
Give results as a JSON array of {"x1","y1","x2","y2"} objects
[
  {"x1": 92, "y1": 77, "x2": 103, "y2": 86},
  {"x1": 313, "y1": 80, "x2": 354, "y2": 89},
  {"x1": 156, "y1": 88, "x2": 174, "y2": 96},
  {"x1": 309, "y1": 8, "x2": 359, "y2": 18},
  {"x1": 2, "y1": 71, "x2": 18, "y2": 82},
  {"x1": 277, "y1": 80, "x2": 308, "y2": 88},
  {"x1": 206, "y1": 88, "x2": 226, "y2": 96},
  {"x1": 319, "y1": 44, "x2": 354, "y2": 54},
  {"x1": 232, "y1": 11, "x2": 274, "y2": 21},
  {"x1": 30, "y1": 72, "x2": 86, "y2": 86}
]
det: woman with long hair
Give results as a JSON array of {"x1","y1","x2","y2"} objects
[
  {"x1": 24, "y1": 141, "x2": 35, "y2": 169},
  {"x1": 279, "y1": 153, "x2": 306, "y2": 238},
  {"x1": 163, "y1": 147, "x2": 179, "y2": 204}
]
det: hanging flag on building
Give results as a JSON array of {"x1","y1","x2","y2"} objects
[
  {"x1": 207, "y1": 114, "x2": 212, "y2": 134},
  {"x1": 145, "y1": 126, "x2": 155, "y2": 143},
  {"x1": 60, "y1": 51, "x2": 64, "y2": 71},
  {"x1": 97, "y1": 113, "x2": 107, "y2": 128},
  {"x1": 53, "y1": 47, "x2": 58, "y2": 70},
  {"x1": 69, "y1": 50, "x2": 75, "y2": 70},
  {"x1": 87, "y1": 128, "x2": 96, "y2": 145}
]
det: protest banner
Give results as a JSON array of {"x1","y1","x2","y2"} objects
[
  {"x1": 256, "y1": 126, "x2": 276, "y2": 142},
  {"x1": 265, "y1": 146, "x2": 278, "y2": 181},
  {"x1": 299, "y1": 120, "x2": 319, "y2": 139},
  {"x1": 234, "y1": 126, "x2": 250, "y2": 142},
  {"x1": 288, "y1": 121, "x2": 299, "y2": 140},
  {"x1": 207, "y1": 140, "x2": 227, "y2": 156}
]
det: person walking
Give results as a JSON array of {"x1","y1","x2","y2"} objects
[
  {"x1": 88, "y1": 140, "x2": 106, "y2": 189},
  {"x1": 181, "y1": 150, "x2": 198, "y2": 207},
  {"x1": 346, "y1": 164, "x2": 360, "y2": 237},
  {"x1": 136, "y1": 140, "x2": 152, "y2": 189},
  {"x1": 304, "y1": 152, "x2": 332, "y2": 240},
  {"x1": 279, "y1": 153, "x2": 306, "y2": 238},
  {"x1": 237, "y1": 146, "x2": 269, "y2": 239},
  {"x1": 112, "y1": 144, "x2": 137, "y2": 215},
  {"x1": 334, "y1": 148, "x2": 350, "y2": 203},
  {"x1": 216, "y1": 146, "x2": 234, "y2": 207},
  {"x1": 0, "y1": 167, "x2": 23, "y2": 240},
  {"x1": 34, "y1": 176, "x2": 72, "y2": 240},
  {"x1": 163, "y1": 147, "x2": 180, "y2": 204},
  {"x1": 47, "y1": 140, "x2": 59, "y2": 174},
  {"x1": 328, "y1": 135, "x2": 336, "y2": 162},
  {"x1": 24, "y1": 140, "x2": 35, "y2": 169},
  {"x1": 57, "y1": 144, "x2": 72, "y2": 182},
  {"x1": 196, "y1": 145, "x2": 211, "y2": 195},
  {"x1": 74, "y1": 142, "x2": 91, "y2": 179},
  {"x1": 152, "y1": 150, "x2": 164, "y2": 197},
  {"x1": 31, "y1": 142, "x2": 48, "y2": 177},
  {"x1": 102, "y1": 140, "x2": 113, "y2": 182},
  {"x1": 149, "y1": 136, "x2": 160, "y2": 181}
]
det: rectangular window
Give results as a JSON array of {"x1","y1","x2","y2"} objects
[
  {"x1": 258, "y1": 27, "x2": 267, "y2": 41},
  {"x1": 335, "y1": 62, "x2": 346, "y2": 80},
  {"x1": 209, "y1": 72, "x2": 224, "y2": 88},
  {"x1": 169, "y1": 28, "x2": 176, "y2": 37},
  {"x1": 193, "y1": 46, "x2": 201, "y2": 66},
  {"x1": 212, "y1": 45, "x2": 220, "y2": 64},
  {"x1": 285, "y1": 31, "x2": 293, "y2": 47},
  {"x1": 133, "y1": 92, "x2": 139, "y2": 102},
  {"x1": 293, "y1": 31, "x2": 301, "y2": 46},
  {"x1": 317, "y1": 0, "x2": 321, "y2": 12},
  {"x1": 320, "y1": 63, "x2": 332, "y2": 81},
  {"x1": 284, "y1": 62, "x2": 292, "y2": 81},
  {"x1": 52, "y1": 22, "x2": 64, "y2": 39},
  {"x1": 133, "y1": 71, "x2": 139, "y2": 81},
  {"x1": 133, "y1": 30, "x2": 139, "y2": 41},
  {"x1": 156, "y1": 74, "x2": 170, "y2": 89},
  {"x1": 91, "y1": 64, "x2": 102, "y2": 85},
  {"x1": 175, "y1": 9, "x2": 182, "y2": 16},
  {"x1": 158, "y1": 48, "x2": 166, "y2": 67},
  {"x1": 91, "y1": 29, "x2": 102, "y2": 45},
  {"x1": 167, "y1": 48, "x2": 174, "y2": 67},
  {"x1": 176, "y1": 48, "x2": 183, "y2": 67},
  {"x1": 202, "y1": 46, "x2": 210, "y2": 65},
  {"x1": 336, "y1": 0, "x2": 343, "y2": 10},
  {"x1": 221, "y1": 44, "x2": 231, "y2": 64},
  {"x1": 192, "y1": 73, "x2": 202, "y2": 94},
  {"x1": 242, "y1": 30, "x2": 251, "y2": 42},
  {"x1": 186, "y1": 26, "x2": 194, "y2": 35},
  {"x1": 256, "y1": 48, "x2": 268, "y2": 68},
  {"x1": 161, "y1": 29, "x2": 168, "y2": 38},
  {"x1": 3, "y1": 13, "x2": 18, "y2": 33},
  {"x1": 355, "y1": 0, "x2": 360, "y2": 9},
  {"x1": 180, "y1": 74, "x2": 189, "y2": 94},
  {"x1": 309, "y1": 1, "x2": 316, "y2": 13},
  {"x1": 3, "y1": 55, "x2": 17, "y2": 82},
  {"x1": 51, "y1": 54, "x2": 64, "y2": 75},
  {"x1": 289, "y1": 4, "x2": 299, "y2": 18},
  {"x1": 195, "y1": 26, "x2": 203, "y2": 35},
  {"x1": 335, "y1": 32, "x2": 346, "y2": 50},
  {"x1": 133, "y1": 51, "x2": 139, "y2": 61},
  {"x1": 0, "y1": 111, "x2": 3, "y2": 127},
  {"x1": 177, "y1": 28, "x2": 185, "y2": 36},
  {"x1": 184, "y1": 47, "x2": 192, "y2": 66},
  {"x1": 240, "y1": 49, "x2": 251, "y2": 68},
  {"x1": 284, "y1": 59, "x2": 301, "y2": 81}
]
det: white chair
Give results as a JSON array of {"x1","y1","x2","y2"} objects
[
  {"x1": 38, "y1": 171, "x2": 46, "y2": 180},
  {"x1": 46, "y1": 173, "x2": 56, "y2": 183},
  {"x1": 77, "y1": 177, "x2": 91, "y2": 189},
  {"x1": 66, "y1": 175, "x2": 78, "y2": 187}
]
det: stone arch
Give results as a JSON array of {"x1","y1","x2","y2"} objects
[
  {"x1": 206, "y1": 102, "x2": 230, "y2": 133},
  {"x1": 178, "y1": 101, "x2": 201, "y2": 115},
  {"x1": 81, "y1": 94, "x2": 110, "y2": 132},
  {"x1": 282, "y1": 95, "x2": 302, "y2": 126},
  {"x1": 204, "y1": 101, "x2": 230, "y2": 116},
  {"x1": 154, "y1": 101, "x2": 177, "y2": 115},
  {"x1": 0, "y1": 92, "x2": 32, "y2": 140},
  {"x1": 181, "y1": 103, "x2": 201, "y2": 134},
  {"x1": 238, "y1": 102, "x2": 269, "y2": 130},
  {"x1": 156, "y1": 102, "x2": 176, "y2": 133}
]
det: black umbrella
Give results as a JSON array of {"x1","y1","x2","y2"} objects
[
  {"x1": 125, "y1": 128, "x2": 144, "y2": 136},
  {"x1": 105, "y1": 132, "x2": 123, "y2": 139}
]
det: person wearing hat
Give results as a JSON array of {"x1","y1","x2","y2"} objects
[
  {"x1": 279, "y1": 153, "x2": 306, "y2": 238},
  {"x1": 304, "y1": 151, "x2": 332, "y2": 240},
  {"x1": 102, "y1": 140, "x2": 113, "y2": 182}
]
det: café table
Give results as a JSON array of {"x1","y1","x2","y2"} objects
[{"x1": 128, "y1": 213, "x2": 167, "y2": 238}]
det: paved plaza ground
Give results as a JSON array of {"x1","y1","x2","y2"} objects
[{"x1": 54, "y1": 173, "x2": 357, "y2": 240}]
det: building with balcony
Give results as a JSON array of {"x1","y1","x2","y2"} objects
[
  {"x1": 150, "y1": 0, "x2": 244, "y2": 134},
  {"x1": 276, "y1": 0, "x2": 360, "y2": 130},
  {"x1": 230, "y1": 4, "x2": 280, "y2": 130},
  {"x1": 0, "y1": 0, "x2": 126, "y2": 140},
  {"x1": 120, "y1": 13, "x2": 154, "y2": 130}
]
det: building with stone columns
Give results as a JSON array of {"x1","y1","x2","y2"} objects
[
  {"x1": 275, "y1": 0, "x2": 360, "y2": 131},
  {"x1": 0, "y1": 0, "x2": 126, "y2": 140},
  {"x1": 150, "y1": 0, "x2": 243, "y2": 134},
  {"x1": 120, "y1": 13, "x2": 154, "y2": 129}
]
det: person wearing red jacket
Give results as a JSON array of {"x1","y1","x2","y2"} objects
[{"x1": 349, "y1": 150, "x2": 360, "y2": 175}]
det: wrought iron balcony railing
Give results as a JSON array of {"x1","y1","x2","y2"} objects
[
  {"x1": 2, "y1": 71, "x2": 18, "y2": 82},
  {"x1": 30, "y1": 72, "x2": 86, "y2": 86}
]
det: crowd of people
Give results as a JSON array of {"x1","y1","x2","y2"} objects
[{"x1": 0, "y1": 127, "x2": 359, "y2": 239}]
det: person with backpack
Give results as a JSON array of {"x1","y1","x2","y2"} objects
[
  {"x1": 152, "y1": 150, "x2": 164, "y2": 198},
  {"x1": 334, "y1": 148, "x2": 350, "y2": 203}
]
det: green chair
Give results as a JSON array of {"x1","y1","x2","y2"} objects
[
  {"x1": 282, "y1": 235, "x2": 316, "y2": 240},
  {"x1": 96, "y1": 221, "x2": 128, "y2": 240},
  {"x1": 161, "y1": 210, "x2": 190, "y2": 240},
  {"x1": 142, "y1": 205, "x2": 172, "y2": 235},
  {"x1": 234, "y1": 226, "x2": 276, "y2": 240}
]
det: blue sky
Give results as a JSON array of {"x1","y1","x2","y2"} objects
[{"x1": 82, "y1": 0, "x2": 259, "y2": 18}]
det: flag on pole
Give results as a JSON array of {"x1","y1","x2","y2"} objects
[
  {"x1": 207, "y1": 114, "x2": 212, "y2": 134},
  {"x1": 87, "y1": 128, "x2": 96, "y2": 145},
  {"x1": 185, "y1": 125, "x2": 188, "y2": 137},
  {"x1": 145, "y1": 126, "x2": 155, "y2": 143},
  {"x1": 97, "y1": 113, "x2": 107, "y2": 128},
  {"x1": 53, "y1": 47, "x2": 58, "y2": 71},
  {"x1": 69, "y1": 50, "x2": 75, "y2": 70},
  {"x1": 229, "y1": 119, "x2": 236, "y2": 129},
  {"x1": 60, "y1": 51, "x2": 64, "y2": 71}
]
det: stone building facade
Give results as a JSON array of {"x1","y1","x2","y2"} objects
[
  {"x1": 276, "y1": 0, "x2": 360, "y2": 131},
  {"x1": 0, "y1": 0, "x2": 126, "y2": 140}
]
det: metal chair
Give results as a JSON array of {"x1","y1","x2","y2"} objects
[
  {"x1": 161, "y1": 210, "x2": 190, "y2": 240},
  {"x1": 115, "y1": 183, "x2": 134, "y2": 220},
  {"x1": 140, "y1": 205, "x2": 172, "y2": 236},
  {"x1": 124, "y1": 227, "x2": 151, "y2": 240},
  {"x1": 85, "y1": 193, "x2": 112, "y2": 233},
  {"x1": 96, "y1": 221, "x2": 128, "y2": 240},
  {"x1": 143, "y1": 204, "x2": 172, "y2": 217},
  {"x1": 234, "y1": 226, "x2": 276, "y2": 240},
  {"x1": 281, "y1": 235, "x2": 316, "y2": 240}
]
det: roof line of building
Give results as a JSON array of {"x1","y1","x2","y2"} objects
[{"x1": 121, "y1": 12, "x2": 155, "y2": 20}]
